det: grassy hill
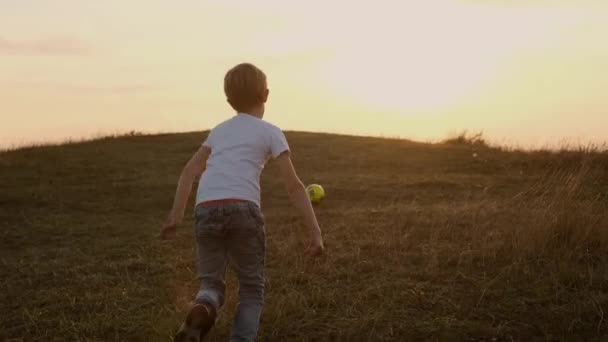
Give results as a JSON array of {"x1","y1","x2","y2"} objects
[{"x1": 1, "y1": 131, "x2": 608, "y2": 341}]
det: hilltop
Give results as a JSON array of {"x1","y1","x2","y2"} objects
[{"x1": 1, "y1": 131, "x2": 607, "y2": 341}]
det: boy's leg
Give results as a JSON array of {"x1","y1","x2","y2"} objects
[
  {"x1": 175, "y1": 206, "x2": 228, "y2": 341},
  {"x1": 193, "y1": 206, "x2": 229, "y2": 311},
  {"x1": 227, "y1": 204, "x2": 266, "y2": 342}
]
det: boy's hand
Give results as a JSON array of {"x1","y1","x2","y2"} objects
[
  {"x1": 160, "y1": 213, "x2": 181, "y2": 240},
  {"x1": 305, "y1": 235, "x2": 324, "y2": 257}
]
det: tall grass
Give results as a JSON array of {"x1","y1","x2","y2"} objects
[
  {"x1": 507, "y1": 152, "x2": 608, "y2": 259},
  {"x1": 442, "y1": 130, "x2": 487, "y2": 146}
]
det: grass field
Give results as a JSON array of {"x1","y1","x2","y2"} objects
[{"x1": 1, "y1": 131, "x2": 608, "y2": 341}]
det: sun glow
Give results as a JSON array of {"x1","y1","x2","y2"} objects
[{"x1": 1, "y1": 0, "x2": 607, "y2": 147}]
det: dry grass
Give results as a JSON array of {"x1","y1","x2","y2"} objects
[
  {"x1": 1, "y1": 131, "x2": 607, "y2": 341},
  {"x1": 441, "y1": 131, "x2": 487, "y2": 147}
]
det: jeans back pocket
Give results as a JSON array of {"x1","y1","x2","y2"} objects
[{"x1": 195, "y1": 206, "x2": 224, "y2": 237}]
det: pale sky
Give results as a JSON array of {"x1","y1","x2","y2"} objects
[{"x1": 1, "y1": 0, "x2": 607, "y2": 148}]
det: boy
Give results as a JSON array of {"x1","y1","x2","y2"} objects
[{"x1": 160, "y1": 63, "x2": 324, "y2": 342}]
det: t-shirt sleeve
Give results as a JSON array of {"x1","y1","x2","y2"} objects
[
  {"x1": 202, "y1": 130, "x2": 214, "y2": 148},
  {"x1": 269, "y1": 127, "x2": 289, "y2": 158}
]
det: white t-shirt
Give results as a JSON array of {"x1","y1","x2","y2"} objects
[{"x1": 195, "y1": 113, "x2": 289, "y2": 208}]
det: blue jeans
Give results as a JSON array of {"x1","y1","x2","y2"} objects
[{"x1": 193, "y1": 201, "x2": 266, "y2": 342}]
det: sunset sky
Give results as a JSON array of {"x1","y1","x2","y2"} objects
[{"x1": 1, "y1": 0, "x2": 607, "y2": 148}]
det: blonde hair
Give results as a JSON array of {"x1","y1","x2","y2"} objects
[{"x1": 224, "y1": 63, "x2": 267, "y2": 112}]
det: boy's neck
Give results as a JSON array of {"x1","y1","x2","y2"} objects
[{"x1": 239, "y1": 107, "x2": 264, "y2": 119}]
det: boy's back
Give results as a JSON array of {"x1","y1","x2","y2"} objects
[{"x1": 197, "y1": 113, "x2": 288, "y2": 207}]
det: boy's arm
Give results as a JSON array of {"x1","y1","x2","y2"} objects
[
  {"x1": 275, "y1": 151, "x2": 324, "y2": 256},
  {"x1": 160, "y1": 145, "x2": 210, "y2": 240}
]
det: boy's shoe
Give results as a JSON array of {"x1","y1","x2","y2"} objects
[{"x1": 174, "y1": 302, "x2": 217, "y2": 342}]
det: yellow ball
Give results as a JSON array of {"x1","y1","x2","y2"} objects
[{"x1": 306, "y1": 184, "x2": 325, "y2": 204}]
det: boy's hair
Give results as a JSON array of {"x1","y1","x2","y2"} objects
[{"x1": 224, "y1": 63, "x2": 267, "y2": 112}]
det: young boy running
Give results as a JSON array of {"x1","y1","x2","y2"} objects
[{"x1": 160, "y1": 63, "x2": 324, "y2": 342}]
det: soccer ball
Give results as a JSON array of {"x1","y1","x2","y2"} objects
[{"x1": 306, "y1": 184, "x2": 325, "y2": 204}]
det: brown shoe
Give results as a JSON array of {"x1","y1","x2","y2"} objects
[{"x1": 174, "y1": 302, "x2": 216, "y2": 342}]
